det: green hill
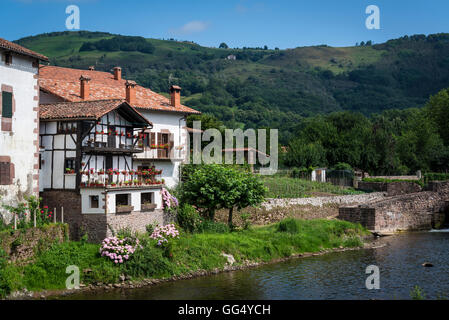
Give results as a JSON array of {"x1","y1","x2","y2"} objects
[{"x1": 16, "y1": 31, "x2": 449, "y2": 143}]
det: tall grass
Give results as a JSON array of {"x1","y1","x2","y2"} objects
[
  {"x1": 262, "y1": 176, "x2": 364, "y2": 198},
  {"x1": 0, "y1": 219, "x2": 368, "y2": 296}
]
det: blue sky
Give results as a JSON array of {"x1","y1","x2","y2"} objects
[{"x1": 2, "y1": 0, "x2": 449, "y2": 49}]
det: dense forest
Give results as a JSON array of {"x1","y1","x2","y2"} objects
[{"x1": 16, "y1": 31, "x2": 449, "y2": 174}]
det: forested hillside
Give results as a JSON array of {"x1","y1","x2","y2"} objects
[{"x1": 16, "y1": 31, "x2": 449, "y2": 144}]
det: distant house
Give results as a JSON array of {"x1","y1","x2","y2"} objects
[
  {"x1": 226, "y1": 55, "x2": 237, "y2": 60},
  {"x1": 311, "y1": 168, "x2": 326, "y2": 183},
  {"x1": 0, "y1": 38, "x2": 48, "y2": 222}
]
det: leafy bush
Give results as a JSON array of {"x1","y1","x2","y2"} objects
[
  {"x1": 177, "y1": 204, "x2": 202, "y2": 233},
  {"x1": 197, "y1": 220, "x2": 230, "y2": 234},
  {"x1": 423, "y1": 172, "x2": 449, "y2": 183},
  {"x1": 100, "y1": 236, "x2": 141, "y2": 264},
  {"x1": 277, "y1": 218, "x2": 299, "y2": 234},
  {"x1": 123, "y1": 245, "x2": 174, "y2": 278}
]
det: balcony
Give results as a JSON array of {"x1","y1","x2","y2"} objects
[
  {"x1": 79, "y1": 168, "x2": 165, "y2": 189},
  {"x1": 83, "y1": 143, "x2": 143, "y2": 155},
  {"x1": 133, "y1": 145, "x2": 185, "y2": 161}
]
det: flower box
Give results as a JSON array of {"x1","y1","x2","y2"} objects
[
  {"x1": 116, "y1": 205, "x2": 134, "y2": 213},
  {"x1": 141, "y1": 203, "x2": 157, "y2": 212}
]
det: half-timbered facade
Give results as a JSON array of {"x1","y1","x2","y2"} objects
[
  {"x1": 39, "y1": 66, "x2": 200, "y2": 188},
  {"x1": 39, "y1": 99, "x2": 167, "y2": 241}
]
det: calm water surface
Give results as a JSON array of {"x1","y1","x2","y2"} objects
[{"x1": 62, "y1": 231, "x2": 449, "y2": 300}]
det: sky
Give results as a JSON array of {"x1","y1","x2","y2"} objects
[{"x1": 1, "y1": 0, "x2": 449, "y2": 49}]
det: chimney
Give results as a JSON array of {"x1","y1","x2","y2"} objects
[
  {"x1": 88, "y1": 66, "x2": 95, "y2": 71},
  {"x1": 113, "y1": 67, "x2": 122, "y2": 81},
  {"x1": 170, "y1": 85, "x2": 181, "y2": 108},
  {"x1": 125, "y1": 80, "x2": 137, "y2": 105},
  {"x1": 80, "y1": 75, "x2": 91, "y2": 100}
]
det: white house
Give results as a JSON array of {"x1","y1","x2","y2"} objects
[
  {"x1": 0, "y1": 38, "x2": 48, "y2": 222},
  {"x1": 37, "y1": 65, "x2": 200, "y2": 241}
]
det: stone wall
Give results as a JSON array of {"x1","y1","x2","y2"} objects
[
  {"x1": 40, "y1": 190, "x2": 83, "y2": 240},
  {"x1": 106, "y1": 209, "x2": 168, "y2": 238},
  {"x1": 0, "y1": 224, "x2": 68, "y2": 263},
  {"x1": 40, "y1": 190, "x2": 173, "y2": 243},
  {"x1": 262, "y1": 192, "x2": 386, "y2": 210},
  {"x1": 338, "y1": 182, "x2": 449, "y2": 233},
  {"x1": 357, "y1": 181, "x2": 421, "y2": 196}
]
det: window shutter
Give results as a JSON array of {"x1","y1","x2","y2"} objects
[
  {"x1": 150, "y1": 132, "x2": 156, "y2": 146},
  {"x1": 157, "y1": 132, "x2": 162, "y2": 158},
  {"x1": 0, "y1": 162, "x2": 10, "y2": 185},
  {"x1": 169, "y1": 133, "x2": 175, "y2": 158},
  {"x1": 2, "y1": 92, "x2": 13, "y2": 119}
]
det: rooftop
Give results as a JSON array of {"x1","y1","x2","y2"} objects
[
  {"x1": 0, "y1": 38, "x2": 48, "y2": 61},
  {"x1": 39, "y1": 65, "x2": 200, "y2": 114},
  {"x1": 40, "y1": 99, "x2": 151, "y2": 126}
]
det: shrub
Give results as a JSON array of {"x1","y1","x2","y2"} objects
[
  {"x1": 277, "y1": 218, "x2": 299, "y2": 234},
  {"x1": 149, "y1": 224, "x2": 180, "y2": 246},
  {"x1": 161, "y1": 188, "x2": 179, "y2": 213},
  {"x1": 123, "y1": 245, "x2": 174, "y2": 278},
  {"x1": 99, "y1": 236, "x2": 141, "y2": 264},
  {"x1": 197, "y1": 220, "x2": 230, "y2": 234},
  {"x1": 177, "y1": 204, "x2": 202, "y2": 233}
]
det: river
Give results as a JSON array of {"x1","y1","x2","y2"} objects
[{"x1": 61, "y1": 231, "x2": 449, "y2": 300}]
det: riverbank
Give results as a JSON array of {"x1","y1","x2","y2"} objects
[{"x1": 2, "y1": 218, "x2": 371, "y2": 300}]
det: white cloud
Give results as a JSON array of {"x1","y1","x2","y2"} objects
[{"x1": 171, "y1": 21, "x2": 209, "y2": 35}]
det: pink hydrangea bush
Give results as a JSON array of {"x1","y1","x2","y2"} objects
[
  {"x1": 150, "y1": 224, "x2": 180, "y2": 246},
  {"x1": 161, "y1": 188, "x2": 178, "y2": 213},
  {"x1": 99, "y1": 236, "x2": 141, "y2": 264}
]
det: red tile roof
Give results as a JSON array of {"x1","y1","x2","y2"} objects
[
  {"x1": 39, "y1": 65, "x2": 200, "y2": 114},
  {"x1": 40, "y1": 99, "x2": 151, "y2": 126},
  {"x1": 0, "y1": 38, "x2": 48, "y2": 61}
]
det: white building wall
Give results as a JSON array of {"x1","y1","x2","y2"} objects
[
  {"x1": 0, "y1": 52, "x2": 39, "y2": 222},
  {"x1": 133, "y1": 110, "x2": 188, "y2": 188}
]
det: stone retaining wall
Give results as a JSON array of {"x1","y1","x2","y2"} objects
[
  {"x1": 357, "y1": 181, "x2": 422, "y2": 196},
  {"x1": 338, "y1": 181, "x2": 449, "y2": 233},
  {"x1": 262, "y1": 192, "x2": 386, "y2": 210},
  {"x1": 40, "y1": 190, "x2": 173, "y2": 243}
]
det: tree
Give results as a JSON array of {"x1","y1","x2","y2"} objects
[
  {"x1": 219, "y1": 42, "x2": 229, "y2": 49},
  {"x1": 426, "y1": 88, "x2": 449, "y2": 146},
  {"x1": 180, "y1": 165, "x2": 266, "y2": 226}
]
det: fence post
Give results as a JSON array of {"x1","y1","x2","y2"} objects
[
  {"x1": 14, "y1": 213, "x2": 17, "y2": 230},
  {"x1": 34, "y1": 208, "x2": 37, "y2": 228},
  {"x1": 61, "y1": 207, "x2": 64, "y2": 224},
  {"x1": 54, "y1": 207, "x2": 57, "y2": 223}
]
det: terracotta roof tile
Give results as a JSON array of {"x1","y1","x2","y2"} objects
[
  {"x1": 0, "y1": 38, "x2": 48, "y2": 61},
  {"x1": 40, "y1": 99, "x2": 151, "y2": 126},
  {"x1": 39, "y1": 65, "x2": 200, "y2": 114}
]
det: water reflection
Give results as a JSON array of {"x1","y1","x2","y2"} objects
[{"x1": 61, "y1": 232, "x2": 449, "y2": 300}]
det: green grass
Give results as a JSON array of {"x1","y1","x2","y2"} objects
[
  {"x1": 262, "y1": 176, "x2": 364, "y2": 198},
  {"x1": 0, "y1": 219, "x2": 368, "y2": 296}
]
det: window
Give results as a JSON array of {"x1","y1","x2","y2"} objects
[
  {"x1": 64, "y1": 158, "x2": 75, "y2": 174},
  {"x1": 90, "y1": 196, "x2": 99, "y2": 209},
  {"x1": 57, "y1": 122, "x2": 77, "y2": 134},
  {"x1": 2, "y1": 91, "x2": 12, "y2": 118},
  {"x1": 141, "y1": 192, "x2": 153, "y2": 205},
  {"x1": 0, "y1": 161, "x2": 11, "y2": 185},
  {"x1": 4, "y1": 53, "x2": 12, "y2": 66},
  {"x1": 116, "y1": 194, "x2": 130, "y2": 207}
]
